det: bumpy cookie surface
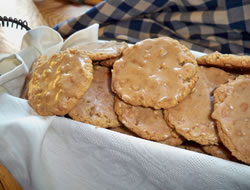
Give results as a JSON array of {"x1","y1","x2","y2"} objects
[
  {"x1": 178, "y1": 141, "x2": 206, "y2": 154},
  {"x1": 21, "y1": 56, "x2": 46, "y2": 99},
  {"x1": 202, "y1": 144, "x2": 236, "y2": 161},
  {"x1": 114, "y1": 97, "x2": 183, "y2": 145},
  {"x1": 76, "y1": 41, "x2": 128, "y2": 61},
  {"x1": 111, "y1": 125, "x2": 138, "y2": 137},
  {"x1": 69, "y1": 66, "x2": 120, "y2": 128},
  {"x1": 164, "y1": 66, "x2": 234, "y2": 145},
  {"x1": 212, "y1": 75, "x2": 250, "y2": 165},
  {"x1": 28, "y1": 49, "x2": 93, "y2": 116},
  {"x1": 112, "y1": 37, "x2": 198, "y2": 109},
  {"x1": 197, "y1": 51, "x2": 250, "y2": 70},
  {"x1": 99, "y1": 57, "x2": 120, "y2": 67}
]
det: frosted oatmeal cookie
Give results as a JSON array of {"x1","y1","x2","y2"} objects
[
  {"x1": 178, "y1": 141, "x2": 206, "y2": 154},
  {"x1": 164, "y1": 66, "x2": 235, "y2": 145},
  {"x1": 69, "y1": 66, "x2": 120, "y2": 128},
  {"x1": 99, "y1": 57, "x2": 120, "y2": 67},
  {"x1": 112, "y1": 37, "x2": 198, "y2": 109},
  {"x1": 212, "y1": 75, "x2": 250, "y2": 165},
  {"x1": 21, "y1": 56, "x2": 45, "y2": 99},
  {"x1": 110, "y1": 125, "x2": 138, "y2": 137},
  {"x1": 158, "y1": 135, "x2": 184, "y2": 146},
  {"x1": 28, "y1": 49, "x2": 93, "y2": 116},
  {"x1": 76, "y1": 41, "x2": 128, "y2": 61},
  {"x1": 202, "y1": 144, "x2": 237, "y2": 161},
  {"x1": 114, "y1": 97, "x2": 183, "y2": 145},
  {"x1": 197, "y1": 51, "x2": 250, "y2": 70}
]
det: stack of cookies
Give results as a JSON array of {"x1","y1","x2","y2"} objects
[{"x1": 22, "y1": 37, "x2": 250, "y2": 165}]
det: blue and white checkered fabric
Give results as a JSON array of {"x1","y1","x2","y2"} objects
[{"x1": 54, "y1": 0, "x2": 250, "y2": 54}]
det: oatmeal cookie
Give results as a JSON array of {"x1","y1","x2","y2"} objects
[
  {"x1": 76, "y1": 41, "x2": 128, "y2": 61},
  {"x1": 202, "y1": 144, "x2": 237, "y2": 161},
  {"x1": 197, "y1": 51, "x2": 250, "y2": 70},
  {"x1": 164, "y1": 66, "x2": 234, "y2": 145},
  {"x1": 212, "y1": 75, "x2": 250, "y2": 164},
  {"x1": 69, "y1": 66, "x2": 120, "y2": 128},
  {"x1": 28, "y1": 49, "x2": 93, "y2": 116},
  {"x1": 114, "y1": 96, "x2": 183, "y2": 145},
  {"x1": 112, "y1": 37, "x2": 198, "y2": 109},
  {"x1": 99, "y1": 57, "x2": 120, "y2": 67}
]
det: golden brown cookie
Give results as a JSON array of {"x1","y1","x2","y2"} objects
[
  {"x1": 28, "y1": 49, "x2": 93, "y2": 116},
  {"x1": 0, "y1": 163, "x2": 23, "y2": 190},
  {"x1": 21, "y1": 56, "x2": 46, "y2": 99},
  {"x1": 114, "y1": 97, "x2": 183, "y2": 145},
  {"x1": 112, "y1": 37, "x2": 198, "y2": 109},
  {"x1": 110, "y1": 125, "x2": 138, "y2": 137},
  {"x1": 164, "y1": 66, "x2": 234, "y2": 145},
  {"x1": 202, "y1": 144, "x2": 237, "y2": 161},
  {"x1": 178, "y1": 141, "x2": 206, "y2": 154},
  {"x1": 159, "y1": 135, "x2": 184, "y2": 146},
  {"x1": 197, "y1": 51, "x2": 250, "y2": 70},
  {"x1": 21, "y1": 70, "x2": 33, "y2": 99},
  {"x1": 69, "y1": 66, "x2": 120, "y2": 128},
  {"x1": 212, "y1": 75, "x2": 250, "y2": 165},
  {"x1": 99, "y1": 57, "x2": 120, "y2": 67},
  {"x1": 76, "y1": 41, "x2": 128, "y2": 61}
]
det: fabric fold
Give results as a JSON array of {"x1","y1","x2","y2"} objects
[{"x1": 54, "y1": 0, "x2": 250, "y2": 54}]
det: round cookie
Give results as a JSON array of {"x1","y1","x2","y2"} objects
[
  {"x1": 28, "y1": 49, "x2": 93, "y2": 116},
  {"x1": 164, "y1": 66, "x2": 234, "y2": 145},
  {"x1": 178, "y1": 141, "x2": 206, "y2": 154},
  {"x1": 197, "y1": 51, "x2": 250, "y2": 70},
  {"x1": 202, "y1": 144, "x2": 237, "y2": 161},
  {"x1": 112, "y1": 37, "x2": 198, "y2": 109},
  {"x1": 99, "y1": 57, "x2": 120, "y2": 67},
  {"x1": 110, "y1": 125, "x2": 138, "y2": 137},
  {"x1": 114, "y1": 96, "x2": 183, "y2": 145},
  {"x1": 0, "y1": 163, "x2": 23, "y2": 190},
  {"x1": 159, "y1": 135, "x2": 184, "y2": 146},
  {"x1": 212, "y1": 75, "x2": 250, "y2": 165},
  {"x1": 76, "y1": 41, "x2": 128, "y2": 61},
  {"x1": 69, "y1": 66, "x2": 120, "y2": 128},
  {"x1": 21, "y1": 56, "x2": 46, "y2": 99}
]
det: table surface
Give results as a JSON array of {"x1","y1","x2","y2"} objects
[{"x1": 0, "y1": 0, "x2": 92, "y2": 54}]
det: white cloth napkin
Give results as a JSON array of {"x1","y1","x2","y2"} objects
[{"x1": 0, "y1": 24, "x2": 250, "y2": 190}]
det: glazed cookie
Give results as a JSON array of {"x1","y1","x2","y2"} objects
[
  {"x1": 197, "y1": 51, "x2": 250, "y2": 70},
  {"x1": 28, "y1": 49, "x2": 93, "y2": 116},
  {"x1": 110, "y1": 125, "x2": 138, "y2": 137},
  {"x1": 159, "y1": 135, "x2": 184, "y2": 146},
  {"x1": 69, "y1": 66, "x2": 120, "y2": 128},
  {"x1": 0, "y1": 163, "x2": 23, "y2": 190},
  {"x1": 21, "y1": 56, "x2": 46, "y2": 99},
  {"x1": 178, "y1": 141, "x2": 206, "y2": 154},
  {"x1": 76, "y1": 41, "x2": 128, "y2": 61},
  {"x1": 212, "y1": 75, "x2": 250, "y2": 165},
  {"x1": 164, "y1": 66, "x2": 234, "y2": 145},
  {"x1": 114, "y1": 97, "x2": 183, "y2": 145},
  {"x1": 99, "y1": 57, "x2": 120, "y2": 67},
  {"x1": 112, "y1": 37, "x2": 198, "y2": 109},
  {"x1": 202, "y1": 144, "x2": 236, "y2": 161}
]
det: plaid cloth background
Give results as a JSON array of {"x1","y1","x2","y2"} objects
[
  {"x1": 55, "y1": 0, "x2": 250, "y2": 54},
  {"x1": 69, "y1": 0, "x2": 102, "y2": 5}
]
